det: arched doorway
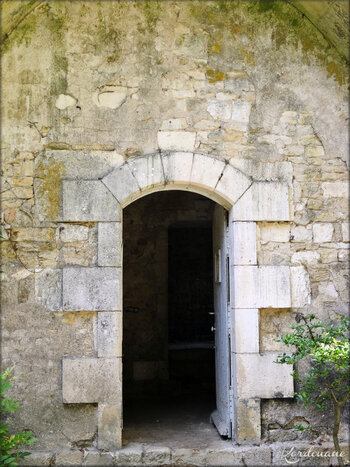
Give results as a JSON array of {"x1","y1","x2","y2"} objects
[
  {"x1": 122, "y1": 190, "x2": 230, "y2": 445},
  {"x1": 61, "y1": 151, "x2": 293, "y2": 450}
]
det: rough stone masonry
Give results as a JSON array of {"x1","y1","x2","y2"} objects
[{"x1": 1, "y1": 1, "x2": 349, "y2": 465}]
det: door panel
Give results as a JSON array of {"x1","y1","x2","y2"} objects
[{"x1": 211, "y1": 205, "x2": 232, "y2": 437}]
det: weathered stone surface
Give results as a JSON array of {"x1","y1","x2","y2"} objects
[
  {"x1": 98, "y1": 222, "x2": 121, "y2": 267},
  {"x1": 259, "y1": 223, "x2": 290, "y2": 244},
  {"x1": 115, "y1": 443, "x2": 143, "y2": 466},
  {"x1": 232, "y1": 266, "x2": 291, "y2": 308},
  {"x1": 143, "y1": 446, "x2": 171, "y2": 466},
  {"x1": 97, "y1": 403, "x2": 122, "y2": 450},
  {"x1": 232, "y1": 222, "x2": 257, "y2": 265},
  {"x1": 97, "y1": 312, "x2": 122, "y2": 357},
  {"x1": 191, "y1": 154, "x2": 225, "y2": 191},
  {"x1": 55, "y1": 94, "x2": 77, "y2": 110},
  {"x1": 232, "y1": 309, "x2": 259, "y2": 353},
  {"x1": 162, "y1": 151, "x2": 193, "y2": 185},
  {"x1": 206, "y1": 447, "x2": 243, "y2": 466},
  {"x1": 157, "y1": 131, "x2": 196, "y2": 151},
  {"x1": 291, "y1": 250, "x2": 320, "y2": 265},
  {"x1": 235, "y1": 354, "x2": 294, "y2": 399},
  {"x1": 62, "y1": 180, "x2": 121, "y2": 221},
  {"x1": 291, "y1": 225, "x2": 312, "y2": 243},
  {"x1": 215, "y1": 164, "x2": 252, "y2": 205},
  {"x1": 160, "y1": 118, "x2": 188, "y2": 131},
  {"x1": 62, "y1": 357, "x2": 121, "y2": 403},
  {"x1": 232, "y1": 183, "x2": 291, "y2": 221},
  {"x1": 35, "y1": 269, "x2": 61, "y2": 311},
  {"x1": 62, "y1": 267, "x2": 121, "y2": 311},
  {"x1": 102, "y1": 163, "x2": 140, "y2": 206},
  {"x1": 84, "y1": 451, "x2": 115, "y2": 466},
  {"x1": 313, "y1": 223, "x2": 334, "y2": 243},
  {"x1": 234, "y1": 398, "x2": 261, "y2": 445},
  {"x1": 322, "y1": 182, "x2": 349, "y2": 198},
  {"x1": 207, "y1": 100, "x2": 231, "y2": 120},
  {"x1": 60, "y1": 224, "x2": 89, "y2": 243},
  {"x1": 55, "y1": 451, "x2": 83, "y2": 466},
  {"x1": 19, "y1": 452, "x2": 54, "y2": 466},
  {"x1": 171, "y1": 448, "x2": 207, "y2": 466},
  {"x1": 291, "y1": 266, "x2": 311, "y2": 307},
  {"x1": 128, "y1": 153, "x2": 165, "y2": 191},
  {"x1": 341, "y1": 222, "x2": 349, "y2": 242}
]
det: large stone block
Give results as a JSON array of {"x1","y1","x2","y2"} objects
[
  {"x1": 127, "y1": 153, "x2": 165, "y2": 191},
  {"x1": 235, "y1": 353, "x2": 294, "y2": 399},
  {"x1": 232, "y1": 266, "x2": 291, "y2": 308},
  {"x1": 231, "y1": 222, "x2": 257, "y2": 265},
  {"x1": 233, "y1": 398, "x2": 261, "y2": 445},
  {"x1": 291, "y1": 266, "x2": 311, "y2": 308},
  {"x1": 157, "y1": 131, "x2": 196, "y2": 151},
  {"x1": 215, "y1": 164, "x2": 252, "y2": 206},
  {"x1": 62, "y1": 180, "x2": 121, "y2": 221},
  {"x1": 98, "y1": 403, "x2": 122, "y2": 450},
  {"x1": 98, "y1": 222, "x2": 122, "y2": 267},
  {"x1": 232, "y1": 182, "x2": 291, "y2": 221},
  {"x1": 191, "y1": 154, "x2": 225, "y2": 191},
  {"x1": 62, "y1": 357, "x2": 121, "y2": 403},
  {"x1": 232, "y1": 309, "x2": 259, "y2": 353},
  {"x1": 97, "y1": 312, "x2": 122, "y2": 357},
  {"x1": 62, "y1": 267, "x2": 121, "y2": 311},
  {"x1": 102, "y1": 163, "x2": 140, "y2": 206},
  {"x1": 162, "y1": 151, "x2": 193, "y2": 185},
  {"x1": 35, "y1": 269, "x2": 62, "y2": 311}
]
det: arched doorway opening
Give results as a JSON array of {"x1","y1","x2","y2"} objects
[{"x1": 122, "y1": 190, "x2": 230, "y2": 445}]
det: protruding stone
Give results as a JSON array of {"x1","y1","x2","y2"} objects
[
  {"x1": 62, "y1": 357, "x2": 121, "y2": 403},
  {"x1": 232, "y1": 182, "x2": 291, "y2": 221},
  {"x1": 62, "y1": 267, "x2": 121, "y2": 311},
  {"x1": 235, "y1": 353, "x2": 294, "y2": 398},
  {"x1": 291, "y1": 266, "x2": 311, "y2": 308},
  {"x1": 62, "y1": 180, "x2": 121, "y2": 221},
  {"x1": 232, "y1": 266, "x2": 291, "y2": 308}
]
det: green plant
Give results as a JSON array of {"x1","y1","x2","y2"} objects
[
  {"x1": 0, "y1": 368, "x2": 36, "y2": 467},
  {"x1": 276, "y1": 313, "x2": 350, "y2": 467}
]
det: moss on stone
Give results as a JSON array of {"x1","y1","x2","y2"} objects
[
  {"x1": 206, "y1": 68, "x2": 225, "y2": 83},
  {"x1": 36, "y1": 159, "x2": 65, "y2": 221}
]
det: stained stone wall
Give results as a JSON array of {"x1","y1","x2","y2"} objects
[{"x1": 1, "y1": 0, "x2": 349, "y2": 458}]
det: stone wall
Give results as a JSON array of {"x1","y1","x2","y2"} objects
[{"x1": 1, "y1": 0, "x2": 349, "y2": 456}]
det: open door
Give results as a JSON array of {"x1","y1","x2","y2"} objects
[{"x1": 211, "y1": 204, "x2": 233, "y2": 437}]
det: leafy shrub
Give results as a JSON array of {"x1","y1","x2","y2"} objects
[
  {"x1": 276, "y1": 314, "x2": 350, "y2": 467},
  {"x1": 0, "y1": 368, "x2": 36, "y2": 467}
]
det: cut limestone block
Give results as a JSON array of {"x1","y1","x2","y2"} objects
[
  {"x1": 62, "y1": 267, "x2": 121, "y2": 311},
  {"x1": 62, "y1": 357, "x2": 121, "y2": 403},
  {"x1": 62, "y1": 180, "x2": 121, "y2": 222}
]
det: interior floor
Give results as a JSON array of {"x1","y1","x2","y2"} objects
[{"x1": 123, "y1": 395, "x2": 231, "y2": 449}]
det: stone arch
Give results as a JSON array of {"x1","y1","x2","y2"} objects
[{"x1": 60, "y1": 151, "x2": 295, "y2": 450}]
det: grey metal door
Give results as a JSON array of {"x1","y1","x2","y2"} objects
[{"x1": 211, "y1": 204, "x2": 233, "y2": 437}]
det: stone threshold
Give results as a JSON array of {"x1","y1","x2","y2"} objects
[{"x1": 20, "y1": 441, "x2": 349, "y2": 466}]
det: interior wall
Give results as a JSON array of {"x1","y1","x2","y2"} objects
[{"x1": 123, "y1": 191, "x2": 216, "y2": 401}]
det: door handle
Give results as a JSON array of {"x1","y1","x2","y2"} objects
[
  {"x1": 208, "y1": 312, "x2": 214, "y2": 315},
  {"x1": 211, "y1": 326, "x2": 216, "y2": 332}
]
